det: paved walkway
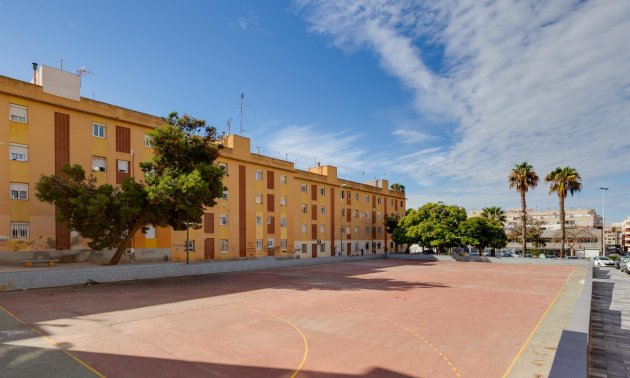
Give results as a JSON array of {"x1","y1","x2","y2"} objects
[{"x1": 589, "y1": 267, "x2": 630, "y2": 377}]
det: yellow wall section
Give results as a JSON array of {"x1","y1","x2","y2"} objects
[{"x1": 9, "y1": 162, "x2": 29, "y2": 183}]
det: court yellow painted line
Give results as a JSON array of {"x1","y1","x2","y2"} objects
[
  {"x1": 230, "y1": 305, "x2": 308, "y2": 378},
  {"x1": 0, "y1": 304, "x2": 106, "y2": 378},
  {"x1": 501, "y1": 268, "x2": 575, "y2": 378},
  {"x1": 334, "y1": 303, "x2": 461, "y2": 377}
]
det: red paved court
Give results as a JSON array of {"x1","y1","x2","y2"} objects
[{"x1": 0, "y1": 260, "x2": 575, "y2": 377}]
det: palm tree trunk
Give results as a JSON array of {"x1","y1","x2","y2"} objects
[
  {"x1": 521, "y1": 190, "x2": 527, "y2": 256},
  {"x1": 559, "y1": 195, "x2": 565, "y2": 258},
  {"x1": 108, "y1": 219, "x2": 145, "y2": 265}
]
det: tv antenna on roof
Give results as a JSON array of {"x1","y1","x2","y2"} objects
[
  {"x1": 240, "y1": 92, "x2": 245, "y2": 134},
  {"x1": 226, "y1": 118, "x2": 232, "y2": 135},
  {"x1": 76, "y1": 66, "x2": 91, "y2": 77}
]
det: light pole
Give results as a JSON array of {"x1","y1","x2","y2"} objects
[
  {"x1": 184, "y1": 221, "x2": 192, "y2": 264},
  {"x1": 340, "y1": 184, "x2": 347, "y2": 257},
  {"x1": 600, "y1": 187, "x2": 608, "y2": 256}
]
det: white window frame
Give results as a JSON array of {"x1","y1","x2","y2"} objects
[
  {"x1": 220, "y1": 239, "x2": 228, "y2": 251},
  {"x1": 320, "y1": 244, "x2": 326, "y2": 253},
  {"x1": 320, "y1": 187, "x2": 325, "y2": 196},
  {"x1": 320, "y1": 224, "x2": 325, "y2": 234},
  {"x1": 185, "y1": 240, "x2": 195, "y2": 252},
  {"x1": 354, "y1": 210, "x2": 359, "y2": 218},
  {"x1": 280, "y1": 239, "x2": 287, "y2": 248},
  {"x1": 255, "y1": 193, "x2": 263, "y2": 204},
  {"x1": 255, "y1": 170, "x2": 263, "y2": 181},
  {"x1": 267, "y1": 238, "x2": 275, "y2": 248},
  {"x1": 320, "y1": 206, "x2": 325, "y2": 215},
  {"x1": 280, "y1": 196, "x2": 287, "y2": 206},
  {"x1": 10, "y1": 183, "x2": 28, "y2": 200},
  {"x1": 256, "y1": 216, "x2": 262, "y2": 226},
  {"x1": 301, "y1": 224, "x2": 307, "y2": 233},
  {"x1": 377, "y1": 197, "x2": 382, "y2": 204},
  {"x1": 256, "y1": 239, "x2": 263, "y2": 250},
  {"x1": 365, "y1": 195, "x2": 369, "y2": 202},
  {"x1": 300, "y1": 184, "x2": 307, "y2": 193},
  {"x1": 9, "y1": 144, "x2": 28, "y2": 162},
  {"x1": 222, "y1": 190, "x2": 228, "y2": 200},
  {"x1": 219, "y1": 214, "x2": 228, "y2": 225},
  {"x1": 92, "y1": 156, "x2": 107, "y2": 172},
  {"x1": 301, "y1": 204, "x2": 307, "y2": 213},
  {"x1": 10, "y1": 222, "x2": 29, "y2": 239},
  {"x1": 144, "y1": 226, "x2": 156, "y2": 239},
  {"x1": 280, "y1": 217, "x2": 287, "y2": 227},
  {"x1": 9, "y1": 104, "x2": 27, "y2": 123},
  {"x1": 365, "y1": 226, "x2": 370, "y2": 235},
  {"x1": 117, "y1": 160, "x2": 129, "y2": 173},
  {"x1": 92, "y1": 122, "x2": 106, "y2": 138},
  {"x1": 280, "y1": 175, "x2": 287, "y2": 184},
  {"x1": 266, "y1": 216, "x2": 272, "y2": 225},
  {"x1": 218, "y1": 162, "x2": 228, "y2": 174},
  {"x1": 354, "y1": 226, "x2": 359, "y2": 234},
  {"x1": 144, "y1": 133, "x2": 153, "y2": 147}
]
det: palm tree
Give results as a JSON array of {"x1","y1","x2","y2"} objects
[
  {"x1": 480, "y1": 206, "x2": 506, "y2": 226},
  {"x1": 545, "y1": 167, "x2": 582, "y2": 258},
  {"x1": 390, "y1": 183, "x2": 405, "y2": 193},
  {"x1": 508, "y1": 162, "x2": 539, "y2": 256}
]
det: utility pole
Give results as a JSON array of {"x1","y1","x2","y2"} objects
[
  {"x1": 600, "y1": 187, "x2": 608, "y2": 256},
  {"x1": 240, "y1": 92, "x2": 244, "y2": 134}
]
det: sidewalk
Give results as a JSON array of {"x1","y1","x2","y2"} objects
[{"x1": 589, "y1": 267, "x2": 630, "y2": 377}]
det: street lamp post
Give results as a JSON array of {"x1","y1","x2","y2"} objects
[
  {"x1": 600, "y1": 187, "x2": 608, "y2": 256},
  {"x1": 184, "y1": 221, "x2": 192, "y2": 264},
  {"x1": 340, "y1": 184, "x2": 347, "y2": 257}
]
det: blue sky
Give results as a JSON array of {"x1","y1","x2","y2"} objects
[{"x1": 1, "y1": 0, "x2": 629, "y2": 223}]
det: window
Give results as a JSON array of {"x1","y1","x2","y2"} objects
[
  {"x1": 341, "y1": 191, "x2": 345, "y2": 199},
  {"x1": 9, "y1": 144, "x2": 28, "y2": 161},
  {"x1": 377, "y1": 227, "x2": 382, "y2": 234},
  {"x1": 220, "y1": 239, "x2": 228, "y2": 251},
  {"x1": 377, "y1": 197, "x2": 382, "y2": 204},
  {"x1": 320, "y1": 206, "x2": 326, "y2": 215},
  {"x1": 354, "y1": 226, "x2": 359, "y2": 234},
  {"x1": 347, "y1": 226, "x2": 350, "y2": 235},
  {"x1": 301, "y1": 204, "x2": 308, "y2": 213},
  {"x1": 341, "y1": 208, "x2": 345, "y2": 217},
  {"x1": 10, "y1": 222, "x2": 29, "y2": 239},
  {"x1": 320, "y1": 224, "x2": 325, "y2": 234},
  {"x1": 320, "y1": 244, "x2": 326, "y2": 253},
  {"x1": 354, "y1": 210, "x2": 359, "y2": 218},
  {"x1": 266, "y1": 216, "x2": 272, "y2": 225},
  {"x1": 256, "y1": 170, "x2": 263, "y2": 180},
  {"x1": 219, "y1": 214, "x2": 228, "y2": 225},
  {"x1": 10, "y1": 183, "x2": 28, "y2": 200},
  {"x1": 320, "y1": 187, "x2": 325, "y2": 196},
  {"x1": 256, "y1": 239, "x2": 263, "y2": 250},
  {"x1": 341, "y1": 225, "x2": 345, "y2": 234},
  {"x1": 301, "y1": 243, "x2": 307, "y2": 253},
  {"x1": 218, "y1": 163, "x2": 228, "y2": 174},
  {"x1": 117, "y1": 160, "x2": 129, "y2": 173},
  {"x1": 280, "y1": 175, "x2": 287, "y2": 184},
  {"x1": 256, "y1": 216, "x2": 262, "y2": 226},
  {"x1": 9, "y1": 104, "x2": 27, "y2": 123},
  {"x1": 364, "y1": 211, "x2": 370, "y2": 218},
  {"x1": 377, "y1": 212, "x2": 381, "y2": 220},
  {"x1": 400, "y1": 200, "x2": 403, "y2": 207},
  {"x1": 92, "y1": 123, "x2": 106, "y2": 138},
  {"x1": 365, "y1": 195, "x2": 369, "y2": 202},
  {"x1": 280, "y1": 196, "x2": 287, "y2": 206},
  {"x1": 301, "y1": 224, "x2": 307, "y2": 233},
  {"x1": 144, "y1": 134, "x2": 153, "y2": 147},
  {"x1": 185, "y1": 240, "x2": 195, "y2": 252},
  {"x1": 145, "y1": 226, "x2": 156, "y2": 239},
  {"x1": 92, "y1": 156, "x2": 106, "y2": 172},
  {"x1": 267, "y1": 238, "x2": 275, "y2": 248},
  {"x1": 280, "y1": 217, "x2": 287, "y2": 227},
  {"x1": 255, "y1": 193, "x2": 263, "y2": 204},
  {"x1": 365, "y1": 227, "x2": 370, "y2": 235},
  {"x1": 390, "y1": 198, "x2": 394, "y2": 206},
  {"x1": 300, "y1": 184, "x2": 307, "y2": 193},
  {"x1": 280, "y1": 239, "x2": 287, "y2": 249},
  {"x1": 222, "y1": 190, "x2": 228, "y2": 200},
  {"x1": 355, "y1": 193, "x2": 359, "y2": 201}
]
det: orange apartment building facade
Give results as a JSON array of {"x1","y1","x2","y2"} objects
[{"x1": 0, "y1": 65, "x2": 406, "y2": 263}]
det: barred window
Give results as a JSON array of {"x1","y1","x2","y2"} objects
[{"x1": 10, "y1": 222, "x2": 29, "y2": 239}]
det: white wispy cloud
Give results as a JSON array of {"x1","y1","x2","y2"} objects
[
  {"x1": 392, "y1": 129, "x2": 437, "y2": 144},
  {"x1": 295, "y1": 0, "x2": 630, "y2": 216}
]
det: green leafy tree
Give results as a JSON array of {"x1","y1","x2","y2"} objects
[
  {"x1": 397, "y1": 203, "x2": 467, "y2": 254},
  {"x1": 459, "y1": 217, "x2": 508, "y2": 256},
  {"x1": 545, "y1": 167, "x2": 582, "y2": 257},
  {"x1": 36, "y1": 112, "x2": 225, "y2": 265},
  {"x1": 480, "y1": 206, "x2": 506, "y2": 226},
  {"x1": 508, "y1": 162, "x2": 539, "y2": 257},
  {"x1": 390, "y1": 183, "x2": 405, "y2": 193},
  {"x1": 384, "y1": 213, "x2": 401, "y2": 252}
]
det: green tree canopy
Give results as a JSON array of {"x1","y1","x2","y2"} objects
[
  {"x1": 390, "y1": 183, "x2": 405, "y2": 193},
  {"x1": 36, "y1": 112, "x2": 225, "y2": 264},
  {"x1": 459, "y1": 217, "x2": 507, "y2": 254},
  {"x1": 397, "y1": 203, "x2": 467, "y2": 253}
]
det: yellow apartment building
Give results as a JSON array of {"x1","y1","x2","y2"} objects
[{"x1": 0, "y1": 65, "x2": 406, "y2": 263}]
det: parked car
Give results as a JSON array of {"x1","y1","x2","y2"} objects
[
  {"x1": 546, "y1": 254, "x2": 557, "y2": 259},
  {"x1": 615, "y1": 257, "x2": 629, "y2": 269},
  {"x1": 625, "y1": 260, "x2": 630, "y2": 274},
  {"x1": 421, "y1": 249, "x2": 435, "y2": 255},
  {"x1": 619, "y1": 257, "x2": 630, "y2": 272},
  {"x1": 591, "y1": 256, "x2": 615, "y2": 267}
]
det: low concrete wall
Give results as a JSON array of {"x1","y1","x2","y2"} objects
[
  {"x1": 0, "y1": 248, "x2": 171, "y2": 265},
  {"x1": 0, "y1": 254, "x2": 385, "y2": 291},
  {"x1": 549, "y1": 265, "x2": 593, "y2": 378}
]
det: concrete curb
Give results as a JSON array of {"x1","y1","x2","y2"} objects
[
  {"x1": 386, "y1": 253, "x2": 590, "y2": 265},
  {"x1": 548, "y1": 265, "x2": 593, "y2": 378},
  {"x1": 0, "y1": 254, "x2": 385, "y2": 291}
]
